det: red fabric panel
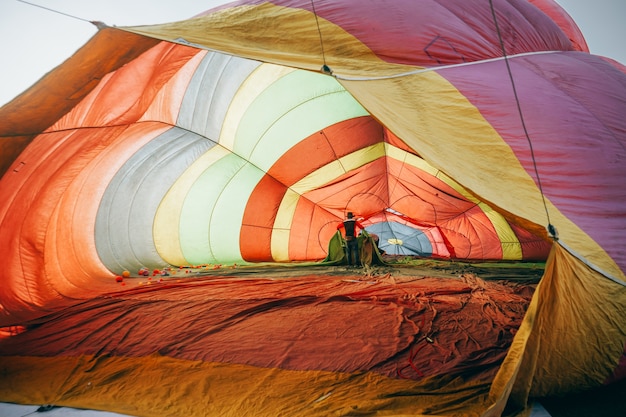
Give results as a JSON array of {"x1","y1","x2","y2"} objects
[
  {"x1": 511, "y1": 222, "x2": 551, "y2": 260},
  {"x1": 0, "y1": 274, "x2": 534, "y2": 383},
  {"x1": 266, "y1": 116, "x2": 382, "y2": 186},
  {"x1": 528, "y1": 0, "x2": 589, "y2": 52}
]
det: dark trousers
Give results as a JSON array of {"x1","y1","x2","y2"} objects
[{"x1": 345, "y1": 237, "x2": 360, "y2": 266}]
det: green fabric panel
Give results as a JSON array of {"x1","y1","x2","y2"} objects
[
  {"x1": 234, "y1": 70, "x2": 368, "y2": 171},
  {"x1": 208, "y1": 162, "x2": 265, "y2": 263},
  {"x1": 179, "y1": 153, "x2": 248, "y2": 264},
  {"x1": 323, "y1": 231, "x2": 347, "y2": 264}
]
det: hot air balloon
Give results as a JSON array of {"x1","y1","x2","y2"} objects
[{"x1": 0, "y1": 0, "x2": 625, "y2": 416}]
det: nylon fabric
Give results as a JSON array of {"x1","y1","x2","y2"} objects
[
  {"x1": 154, "y1": 146, "x2": 231, "y2": 266},
  {"x1": 487, "y1": 244, "x2": 626, "y2": 413},
  {"x1": 218, "y1": 63, "x2": 296, "y2": 150},
  {"x1": 0, "y1": 273, "x2": 534, "y2": 416},
  {"x1": 122, "y1": 0, "x2": 624, "y2": 279},
  {"x1": 0, "y1": 1, "x2": 624, "y2": 416},
  {"x1": 95, "y1": 128, "x2": 213, "y2": 272}
]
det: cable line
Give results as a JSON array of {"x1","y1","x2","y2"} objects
[{"x1": 488, "y1": 0, "x2": 557, "y2": 240}]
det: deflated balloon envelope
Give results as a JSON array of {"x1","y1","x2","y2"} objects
[{"x1": 0, "y1": 2, "x2": 625, "y2": 411}]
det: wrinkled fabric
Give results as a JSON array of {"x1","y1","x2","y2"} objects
[{"x1": 1, "y1": 273, "x2": 533, "y2": 417}]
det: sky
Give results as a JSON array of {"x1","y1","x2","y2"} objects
[{"x1": 0, "y1": 0, "x2": 624, "y2": 107}]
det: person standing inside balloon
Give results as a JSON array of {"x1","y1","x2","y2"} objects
[{"x1": 338, "y1": 212, "x2": 364, "y2": 266}]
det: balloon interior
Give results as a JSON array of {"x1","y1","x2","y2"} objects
[{"x1": 0, "y1": 1, "x2": 625, "y2": 416}]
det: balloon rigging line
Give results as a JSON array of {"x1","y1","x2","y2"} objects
[
  {"x1": 488, "y1": 0, "x2": 555, "y2": 240},
  {"x1": 162, "y1": 33, "x2": 558, "y2": 82},
  {"x1": 558, "y1": 241, "x2": 626, "y2": 286},
  {"x1": 332, "y1": 50, "x2": 559, "y2": 81},
  {"x1": 16, "y1": 0, "x2": 97, "y2": 25},
  {"x1": 310, "y1": 0, "x2": 332, "y2": 75}
]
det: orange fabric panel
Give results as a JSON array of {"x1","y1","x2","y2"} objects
[
  {"x1": 240, "y1": 175, "x2": 287, "y2": 261},
  {"x1": 0, "y1": 128, "x2": 130, "y2": 322},
  {"x1": 386, "y1": 159, "x2": 472, "y2": 225},
  {"x1": 488, "y1": 244, "x2": 626, "y2": 415},
  {"x1": 0, "y1": 124, "x2": 170, "y2": 323},
  {"x1": 43, "y1": 123, "x2": 173, "y2": 297},
  {"x1": 385, "y1": 158, "x2": 503, "y2": 259},
  {"x1": 49, "y1": 41, "x2": 199, "y2": 130},
  {"x1": 289, "y1": 198, "x2": 338, "y2": 260},
  {"x1": 301, "y1": 158, "x2": 390, "y2": 217},
  {"x1": 0, "y1": 28, "x2": 160, "y2": 177},
  {"x1": 438, "y1": 213, "x2": 502, "y2": 260},
  {"x1": 0, "y1": 136, "x2": 35, "y2": 183}
]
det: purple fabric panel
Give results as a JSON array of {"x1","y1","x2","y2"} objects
[
  {"x1": 202, "y1": 0, "x2": 576, "y2": 66},
  {"x1": 441, "y1": 52, "x2": 626, "y2": 272}
]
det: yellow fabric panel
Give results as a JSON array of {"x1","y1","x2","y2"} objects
[
  {"x1": 154, "y1": 146, "x2": 231, "y2": 265},
  {"x1": 123, "y1": 4, "x2": 410, "y2": 78},
  {"x1": 386, "y1": 143, "x2": 440, "y2": 176},
  {"x1": 0, "y1": 354, "x2": 492, "y2": 417},
  {"x1": 481, "y1": 205, "x2": 523, "y2": 260},
  {"x1": 220, "y1": 63, "x2": 297, "y2": 150},
  {"x1": 486, "y1": 244, "x2": 626, "y2": 415},
  {"x1": 271, "y1": 189, "x2": 299, "y2": 262}
]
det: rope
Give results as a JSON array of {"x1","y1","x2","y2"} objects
[
  {"x1": 16, "y1": 0, "x2": 106, "y2": 28},
  {"x1": 488, "y1": 0, "x2": 556, "y2": 240},
  {"x1": 333, "y1": 49, "x2": 559, "y2": 81},
  {"x1": 310, "y1": 0, "x2": 333, "y2": 75}
]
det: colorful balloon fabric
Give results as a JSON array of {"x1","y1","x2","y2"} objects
[{"x1": 0, "y1": 1, "x2": 625, "y2": 416}]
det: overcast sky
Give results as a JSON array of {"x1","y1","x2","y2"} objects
[{"x1": 1, "y1": 0, "x2": 624, "y2": 107}]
